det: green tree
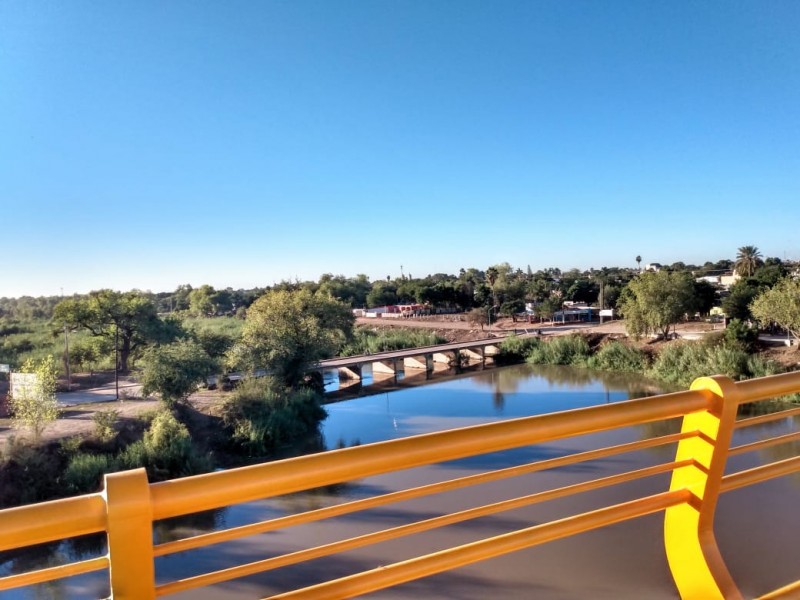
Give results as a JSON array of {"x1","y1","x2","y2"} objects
[
  {"x1": 233, "y1": 289, "x2": 354, "y2": 388},
  {"x1": 618, "y1": 271, "x2": 696, "y2": 339},
  {"x1": 750, "y1": 277, "x2": 800, "y2": 346},
  {"x1": 140, "y1": 340, "x2": 217, "y2": 407},
  {"x1": 366, "y1": 282, "x2": 398, "y2": 308},
  {"x1": 485, "y1": 266, "x2": 499, "y2": 305},
  {"x1": 692, "y1": 280, "x2": 718, "y2": 316},
  {"x1": 500, "y1": 300, "x2": 525, "y2": 321},
  {"x1": 9, "y1": 355, "x2": 60, "y2": 440},
  {"x1": 53, "y1": 290, "x2": 177, "y2": 372},
  {"x1": 466, "y1": 307, "x2": 489, "y2": 330},
  {"x1": 722, "y1": 279, "x2": 761, "y2": 321},
  {"x1": 188, "y1": 285, "x2": 218, "y2": 316},
  {"x1": 734, "y1": 245, "x2": 763, "y2": 277}
]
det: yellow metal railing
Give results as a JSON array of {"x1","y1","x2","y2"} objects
[{"x1": 1, "y1": 372, "x2": 800, "y2": 599}]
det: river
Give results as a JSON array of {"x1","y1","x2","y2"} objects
[{"x1": 1, "y1": 363, "x2": 798, "y2": 599}]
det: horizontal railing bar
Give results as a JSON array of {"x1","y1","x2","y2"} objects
[
  {"x1": 0, "y1": 556, "x2": 108, "y2": 591},
  {"x1": 150, "y1": 390, "x2": 710, "y2": 520},
  {"x1": 735, "y1": 372, "x2": 800, "y2": 405},
  {"x1": 155, "y1": 460, "x2": 689, "y2": 596},
  {"x1": 264, "y1": 490, "x2": 691, "y2": 600},
  {"x1": 721, "y1": 456, "x2": 800, "y2": 493},
  {"x1": 154, "y1": 431, "x2": 696, "y2": 558},
  {"x1": 729, "y1": 431, "x2": 800, "y2": 456},
  {"x1": 734, "y1": 406, "x2": 800, "y2": 430},
  {"x1": 757, "y1": 578, "x2": 800, "y2": 599},
  {"x1": 0, "y1": 494, "x2": 107, "y2": 552}
]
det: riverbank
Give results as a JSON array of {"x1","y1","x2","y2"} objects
[{"x1": 2, "y1": 317, "x2": 798, "y2": 451}]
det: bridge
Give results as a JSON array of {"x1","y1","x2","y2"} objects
[
  {"x1": 318, "y1": 336, "x2": 512, "y2": 380},
  {"x1": 1, "y1": 371, "x2": 799, "y2": 598}
]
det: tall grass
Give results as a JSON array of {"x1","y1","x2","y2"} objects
[
  {"x1": 647, "y1": 339, "x2": 788, "y2": 388},
  {"x1": 496, "y1": 335, "x2": 541, "y2": 364},
  {"x1": 184, "y1": 316, "x2": 244, "y2": 339},
  {"x1": 341, "y1": 328, "x2": 446, "y2": 356},
  {"x1": 586, "y1": 341, "x2": 648, "y2": 372},
  {"x1": 526, "y1": 334, "x2": 591, "y2": 366}
]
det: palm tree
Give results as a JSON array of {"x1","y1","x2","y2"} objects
[
  {"x1": 635, "y1": 255, "x2": 642, "y2": 271},
  {"x1": 734, "y1": 246, "x2": 763, "y2": 277},
  {"x1": 485, "y1": 267, "x2": 499, "y2": 307}
]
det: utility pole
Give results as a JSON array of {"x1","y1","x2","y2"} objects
[
  {"x1": 114, "y1": 323, "x2": 119, "y2": 401},
  {"x1": 61, "y1": 288, "x2": 71, "y2": 390},
  {"x1": 64, "y1": 325, "x2": 71, "y2": 390}
]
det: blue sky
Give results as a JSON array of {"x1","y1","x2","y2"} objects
[{"x1": 1, "y1": 1, "x2": 798, "y2": 297}]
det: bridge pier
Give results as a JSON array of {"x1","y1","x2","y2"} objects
[
  {"x1": 403, "y1": 354, "x2": 434, "y2": 374},
  {"x1": 372, "y1": 359, "x2": 399, "y2": 375},
  {"x1": 338, "y1": 365, "x2": 362, "y2": 381},
  {"x1": 461, "y1": 347, "x2": 484, "y2": 361},
  {"x1": 433, "y1": 351, "x2": 455, "y2": 366}
]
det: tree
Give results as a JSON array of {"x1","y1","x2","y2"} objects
[
  {"x1": 188, "y1": 285, "x2": 218, "y2": 316},
  {"x1": 140, "y1": 340, "x2": 217, "y2": 406},
  {"x1": 722, "y1": 279, "x2": 760, "y2": 321},
  {"x1": 9, "y1": 355, "x2": 60, "y2": 440},
  {"x1": 53, "y1": 290, "x2": 174, "y2": 372},
  {"x1": 692, "y1": 280, "x2": 718, "y2": 316},
  {"x1": 500, "y1": 300, "x2": 525, "y2": 322},
  {"x1": 466, "y1": 307, "x2": 489, "y2": 330},
  {"x1": 485, "y1": 266, "x2": 499, "y2": 305},
  {"x1": 234, "y1": 289, "x2": 354, "y2": 388},
  {"x1": 734, "y1": 246, "x2": 763, "y2": 277},
  {"x1": 618, "y1": 271, "x2": 696, "y2": 339},
  {"x1": 750, "y1": 278, "x2": 800, "y2": 346},
  {"x1": 635, "y1": 255, "x2": 642, "y2": 271},
  {"x1": 366, "y1": 282, "x2": 398, "y2": 308}
]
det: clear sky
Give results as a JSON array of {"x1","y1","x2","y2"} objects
[{"x1": 1, "y1": 1, "x2": 798, "y2": 298}]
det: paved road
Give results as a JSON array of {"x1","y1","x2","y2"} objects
[{"x1": 56, "y1": 381, "x2": 142, "y2": 407}]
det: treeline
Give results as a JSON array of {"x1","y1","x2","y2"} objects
[
  {"x1": 2, "y1": 251, "x2": 799, "y2": 370},
  {"x1": 5, "y1": 255, "x2": 790, "y2": 322}
]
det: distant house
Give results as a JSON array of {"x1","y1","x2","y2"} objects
[
  {"x1": 553, "y1": 306, "x2": 600, "y2": 324},
  {"x1": 363, "y1": 305, "x2": 431, "y2": 319},
  {"x1": 645, "y1": 263, "x2": 662, "y2": 272},
  {"x1": 695, "y1": 270, "x2": 739, "y2": 290}
]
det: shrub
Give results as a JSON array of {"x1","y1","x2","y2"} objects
[
  {"x1": 93, "y1": 409, "x2": 120, "y2": 443},
  {"x1": 496, "y1": 335, "x2": 540, "y2": 364},
  {"x1": 117, "y1": 410, "x2": 207, "y2": 480},
  {"x1": 221, "y1": 377, "x2": 327, "y2": 456},
  {"x1": 527, "y1": 335, "x2": 590, "y2": 366},
  {"x1": 704, "y1": 345, "x2": 749, "y2": 380},
  {"x1": 0, "y1": 437, "x2": 63, "y2": 504},
  {"x1": 64, "y1": 453, "x2": 116, "y2": 494},
  {"x1": 723, "y1": 319, "x2": 758, "y2": 351},
  {"x1": 648, "y1": 340, "x2": 762, "y2": 387},
  {"x1": 59, "y1": 436, "x2": 83, "y2": 456},
  {"x1": 587, "y1": 342, "x2": 648, "y2": 372},
  {"x1": 745, "y1": 355, "x2": 784, "y2": 379},
  {"x1": 648, "y1": 342, "x2": 711, "y2": 387}
]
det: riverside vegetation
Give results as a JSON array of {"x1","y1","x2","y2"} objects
[
  {"x1": 2, "y1": 248, "x2": 799, "y2": 508},
  {"x1": 0, "y1": 319, "x2": 450, "y2": 508},
  {"x1": 497, "y1": 326, "x2": 799, "y2": 409}
]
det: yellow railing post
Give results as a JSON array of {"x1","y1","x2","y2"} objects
[
  {"x1": 103, "y1": 468, "x2": 156, "y2": 600},
  {"x1": 665, "y1": 375, "x2": 742, "y2": 600}
]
